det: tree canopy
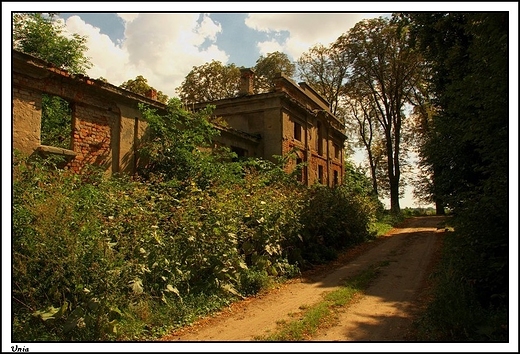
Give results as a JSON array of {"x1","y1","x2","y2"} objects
[
  {"x1": 297, "y1": 44, "x2": 348, "y2": 116},
  {"x1": 13, "y1": 13, "x2": 92, "y2": 74},
  {"x1": 253, "y1": 51, "x2": 296, "y2": 93},
  {"x1": 176, "y1": 60, "x2": 241, "y2": 104},
  {"x1": 176, "y1": 52, "x2": 296, "y2": 104},
  {"x1": 404, "y1": 12, "x2": 509, "y2": 334},
  {"x1": 120, "y1": 75, "x2": 169, "y2": 104}
]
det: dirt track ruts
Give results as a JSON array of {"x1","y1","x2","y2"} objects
[{"x1": 161, "y1": 216, "x2": 446, "y2": 342}]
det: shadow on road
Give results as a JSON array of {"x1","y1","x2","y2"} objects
[{"x1": 304, "y1": 217, "x2": 446, "y2": 341}]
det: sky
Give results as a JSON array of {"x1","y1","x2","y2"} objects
[
  {"x1": 53, "y1": 11, "x2": 388, "y2": 98},
  {"x1": 3, "y1": 2, "x2": 518, "y2": 210}
]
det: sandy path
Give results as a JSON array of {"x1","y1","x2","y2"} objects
[{"x1": 161, "y1": 216, "x2": 445, "y2": 342}]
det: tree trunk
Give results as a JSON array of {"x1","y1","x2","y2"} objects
[
  {"x1": 389, "y1": 176, "x2": 401, "y2": 214},
  {"x1": 435, "y1": 198, "x2": 445, "y2": 215},
  {"x1": 367, "y1": 150, "x2": 378, "y2": 196}
]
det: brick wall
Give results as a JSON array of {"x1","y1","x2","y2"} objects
[
  {"x1": 67, "y1": 103, "x2": 117, "y2": 173},
  {"x1": 13, "y1": 51, "x2": 347, "y2": 183},
  {"x1": 12, "y1": 50, "x2": 166, "y2": 175}
]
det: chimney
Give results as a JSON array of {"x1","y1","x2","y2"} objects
[
  {"x1": 145, "y1": 88, "x2": 157, "y2": 101},
  {"x1": 239, "y1": 68, "x2": 255, "y2": 96}
]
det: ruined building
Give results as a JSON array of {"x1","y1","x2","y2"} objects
[
  {"x1": 193, "y1": 69, "x2": 346, "y2": 187},
  {"x1": 12, "y1": 50, "x2": 346, "y2": 186},
  {"x1": 12, "y1": 50, "x2": 162, "y2": 175}
]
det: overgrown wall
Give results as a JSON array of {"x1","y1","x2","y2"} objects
[{"x1": 12, "y1": 50, "x2": 164, "y2": 175}]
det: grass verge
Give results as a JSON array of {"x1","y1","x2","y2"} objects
[{"x1": 256, "y1": 261, "x2": 389, "y2": 341}]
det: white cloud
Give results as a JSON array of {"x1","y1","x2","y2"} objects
[
  {"x1": 245, "y1": 13, "x2": 386, "y2": 60},
  {"x1": 196, "y1": 13, "x2": 222, "y2": 42},
  {"x1": 57, "y1": 12, "x2": 389, "y2": 99},
  {"x1": 62, "y1": 16, "x2": 132, "y2": 83},
  {"x1": 61, "y1": 13, "x2": 228, "y2": 98},
  {"x1": 256, "y1": 40, "x2": 284, "y2": 56}
]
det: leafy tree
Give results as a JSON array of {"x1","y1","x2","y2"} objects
[
  {"x1": 297, "y1": 44, "x2": 349, "y2": 116},
  {"x1": 176, "y1": 60, "x2": 241, "y2": 104},
  {"x1": 343, "y1": 79, "x2": 388, "y2": 197},
  {"x1": 120, "y1": 75, "x2": 169, "y2": 103},
  {"x1": 404, "y1": 12, "x2": 508, "y2": 339},
  {"x1": 254, "y1": 51, "x2": 296, "y2": 93},
  {"x1": 13, "y1": 13, "x2": 91, "y2": 74},
  {"x1": 334, "y1": 16, "x2": 424, "y2": 214},
  {"x1": 176, "y1": 52, "x2": 296, "y2": 104},
  {"x1": 406, "y1": 68, "x2": 446, "y2": 214}
]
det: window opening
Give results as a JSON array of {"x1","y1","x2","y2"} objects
[
  {"x1": 334, "y1": 143, "x2": 340, "y2": 159},
  {"x1": 318, "y1": 165, "x2": 324, "y2": 184},
  {"x1": 231, "y1": 146, "x2": 248, "y2": 161},
  {"x1": 41, "y1": 94, "x2": 73, "y2": 149},
  {"x1": 294, "y1": 122, "x2": 302, "y2": 141}
]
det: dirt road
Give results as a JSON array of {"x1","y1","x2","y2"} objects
[{"x1": 162, "y1": 216, "x2": 446, "y2": 342}]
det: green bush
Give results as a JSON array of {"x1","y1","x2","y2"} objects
[
  {"x1": 238, "y1": 270, "x2": 272, "y2": 296},
  {"x1": 295, "y1": 183, "x2": 377, "y2": 267},
  {"x1": 12, "y1": 114, "x2": 380, "y2": 341},
  {"x1": 416, "y1": 231, "x2": 508, "y2": 341}
]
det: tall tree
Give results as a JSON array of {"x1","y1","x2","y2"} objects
[
  {"x1": 406, "y1": 11, "x2": 508, "y2": 312},
  {"x1": 13, "y1": 13, "x2": 92, "y2": 151},
  {"x1": 334, "y1": 17, "x2": 423, "y2": 214},
  {"x1": 13, "y1": 13, "x2": 91, "y2": 74},
  {"x1": 343, "y1": 80, "x2": 386, "y2": 196},
  {"x1": 254, "y1": 51, "x2": 296, "y2": 93},
  {"x1": 176, "y1": 60, "x2": 241, "y2": 104},
  {"x1": 405, "y1": 65, "x2": 446, "y2": 214},
  {"x1": 120, "y1": 75, "x2": 169, "y2": 104},
  {"x1": 297, "y1": 44, "x2": 349, "y2": 116}
]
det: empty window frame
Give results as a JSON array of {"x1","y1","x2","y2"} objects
[
  {"x1": 231, "y1": 146, "x2": 248, "y2": 161},
  {"x1": 40, "y1": 94, "x2": 73, "y2": 149},
  {"x1": 333, "y1": 143, "x2": 340, "y2": 159},
  {"x1": 294, "y1": 121, "x2": 302, "y2": 141}
]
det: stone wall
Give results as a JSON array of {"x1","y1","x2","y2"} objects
[
  {"x1": 12, "y1": 50, "x2": 165, "y2": 175},
  {"x1": 194, "y1": 71, "x2": 347, "y2": 187}
]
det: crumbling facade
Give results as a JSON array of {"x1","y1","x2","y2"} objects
[
  {"x1": 194, "y1": 69, "x2": 347, "y2": 187},
  {"x1": 12, "y1": 50, "x2": 346, "y2": 186},
  {"x1": 12, "y1": 50, "x2": 165, "y2": 175}
]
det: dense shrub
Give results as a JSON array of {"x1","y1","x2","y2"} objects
[
  {"x1": 416, "y1": 230, "x2": 508, "y2": 342},
  {"x1": 296, "y1": 184, "x2": 376, "y2": 266},
  {"x1": 12, "y1": 102, "x2": 381, "y2": 340}
]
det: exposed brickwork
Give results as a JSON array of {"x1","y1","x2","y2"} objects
[
  {"x1": 12, "y1": 51, "x2": 346, "y2": 185},
  {"x1": 67, "y1": 104, "x2": 115, "y2": 173},
  {"x1": 12, "y1": 50, "x2": 166, "y2": 175}
]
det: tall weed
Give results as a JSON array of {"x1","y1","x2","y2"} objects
[{"x1": 12, "y1": 143, "x2": 379, "y2": 340}]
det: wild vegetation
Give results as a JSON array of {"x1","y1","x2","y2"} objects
[
  {"x1": 403, "y1": 13, "x2": 509, "y2": 341},
  {"x1": 12, "y1": 101, "x2": 383, "y2": 341}
]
